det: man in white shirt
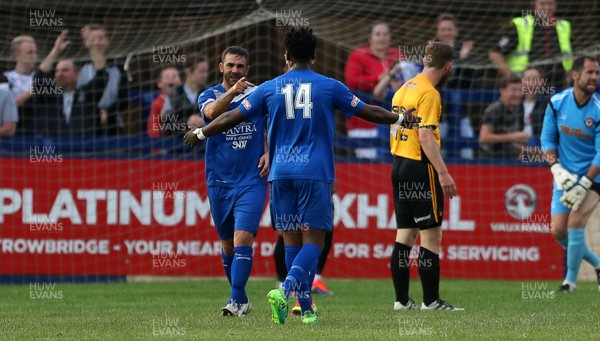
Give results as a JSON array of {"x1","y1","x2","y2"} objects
[
  {"x1": 0, "y1": 78, "x2": 18, "y2": 137},
  {"x1": 4, "y1": 35, "x2": 37, "y2": 133}
]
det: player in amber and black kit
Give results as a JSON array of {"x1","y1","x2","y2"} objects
[{"x1": 389, "y1": 40, "x2": 463, "y2": 311}]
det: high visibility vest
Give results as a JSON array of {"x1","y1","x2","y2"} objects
[{"x1": 507, "y1": 14, "x2": 572, "y2": 73}]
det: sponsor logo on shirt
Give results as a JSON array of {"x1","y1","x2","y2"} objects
[
  {"x1": 242, "y1": 98, "x2": 251, "y2": 110},
  {"x1": 560, "y1": 125, "x2": 592, "y2": 139}
]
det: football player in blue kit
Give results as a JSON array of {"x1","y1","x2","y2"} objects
[{"x1": 185, "y1": 27, "x2": 420, "y2": 323}]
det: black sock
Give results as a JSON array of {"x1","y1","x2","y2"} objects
[
  {"x1": 418, "y1": 246, "x2": 440, "y2": 306},
  {"x1": 317, "y1": 230, "x2": 333, "y2": 274},
  {"x1": 274, "y1": 235, "x2": 287, "y2": 282},
  {"x1": 391, "y1": 242, "x2": 412, "y2": 304}
]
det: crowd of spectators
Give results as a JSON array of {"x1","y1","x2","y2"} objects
[{"x1": 0, "y1": 0, "x2": 592, "y2": 162}]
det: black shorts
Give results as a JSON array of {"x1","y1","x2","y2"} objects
[{"x1": 391, "y1": 156, "x2": 444, "y2": 229}]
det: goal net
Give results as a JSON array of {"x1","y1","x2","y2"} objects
[{"x1": 1, "y1": 0, "x2": 600, "y2": 283}]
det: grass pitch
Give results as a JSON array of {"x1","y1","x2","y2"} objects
[{"x1": 1, "y1": 278, "x2": 598, "y2": 340}]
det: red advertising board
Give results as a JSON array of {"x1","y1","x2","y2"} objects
[{"x1": 0, "y1": 158, "x2": 561, "y2": 280}]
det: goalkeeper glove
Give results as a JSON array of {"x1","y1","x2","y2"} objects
[
  {"x1": 550, "y1": 163, "x2": 577, "y2": 190},
  {"x1": 560, "y1": 176, "x2": 592, "y2": 211}
]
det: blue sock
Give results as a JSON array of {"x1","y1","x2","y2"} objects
[
  {"x1": 284, "y1": 243, "x2": 321, "y2": 313},
  {"x1": 557, "y1": 236, "x2": 599, "y2": 269},
  {"x1": 285, "y1": 245, "x2": 301, "y2": 272},
  {"x1": 299, "y1": 260, "x2": 318, "y2": 314},
  {"x1": 566, "y1": 228, "x2": 586, "y2": 284},
  {"x1": 283, "y1": 245, "x2": 301, "y2": 298},
  {"x1": 230, "y1": 246, "x2": 253, "y2": 304},
  {"x1": 221, "y1": 251, "x2": 234, "y2": 285}
]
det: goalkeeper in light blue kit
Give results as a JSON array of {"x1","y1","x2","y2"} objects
[
  {"x1": 184, "y1": 27, "x2": 420, "y2": 324},
  {"x1": 541, "y1": 55, "x2": 600, "y2": 293}
]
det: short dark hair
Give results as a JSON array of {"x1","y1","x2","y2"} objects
[
  {"x1": 424, "y1": 40, "x2": 454, "y2": 69},
  {"x1": 436, "y1": 13, "x2": 457, "y2": 26},
  {"x1": 285, "y1": 27, "x2": 317, "y2": 64},
  {"x1": 523, "y1": 66, "x2": 541, "y2": 75},
  {"x1": 572, "y1": 55, "x2": 598, "y2": 72},
  {"x1": 368, "y1": 21, "x2": 389, "y2": 36},
  {"x1": 185, "y1": 53, "x2": 207, "y2": 71},
  {"x1": 158, "y1": 66, "x2": 179, "y2": 79},
  {"x1": 221, "y1": 46, "x2": 249, "y2": 63},
  {"x1": 497, "y1": 73, "x2": 522, "y2": 89},
  {"x1": 86, "y1": 24, "x2": 109, "y2": 37},
  {"x1": 56, "y1": 59, "x2": 78, "y2": 72}
]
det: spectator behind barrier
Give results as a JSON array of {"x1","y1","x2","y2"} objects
[
  {"x1": 78, "y1": 24, "x2": 127, "y2": 135},
  {"x1": 344, "y1": 22, "x2": 400, "y2": 158},
  {"x1": 488, "y1": 0, "x2": 572, "y2": 89},
  {"x1": 161, "y1": 53, "x2": 208, "y2": 135},
  {"x1": 4, "y1": 35, "x2": 37, "y2": 133},
  {"x1": 344, "y1": 22, "x2": 398, "y2": 93},
  {"x1": 434, "y1": 13, "x2": 477, "y2": 159},
  {"x1": 147, "y1": 67, "x2": 182, "y2": 137},
  {"x1": 479, "y1": 74, "x2": 529, "y2": 159},
  {"x1": 29, "y1": 30, "x2": 110, "y2": 136},
  {"x1": 0, "y1": 75, "x2": 18, "y2": 137},
  {"x1": 435, "y1": 13, "x2": 475, "y2": 89},
  {"x1": 520, "y1": 67, "x2": 549, "y2": 145},
  {"x1": 372, "y1": 59, "x2": 420, "y2": 103}
]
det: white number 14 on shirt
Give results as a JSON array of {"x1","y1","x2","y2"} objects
[{"x1": 282, "y1": 83, "x2": 313, "y2": 119}]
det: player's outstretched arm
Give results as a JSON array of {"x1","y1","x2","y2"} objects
[
  {"x1": 184, "y1": 108, "x2": 246, "y2": 146},
  {"x1": 354, "y1": 104, "x2": 419, "y2": 126}
]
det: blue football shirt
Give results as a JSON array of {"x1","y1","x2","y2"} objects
[
  {"x1": 198, "y1": 83, "x2": 266, "y2": 187},
  {"x1": 541, "y1": 88, "x2": 600, "y2": 181},
  {"x1": 238, "y1": 69, "x2": 365, "y2": 183}
]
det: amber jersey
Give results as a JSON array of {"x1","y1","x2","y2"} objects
[{"x1": 390, "y1": 73, "x2": 442, "y2": 161}]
